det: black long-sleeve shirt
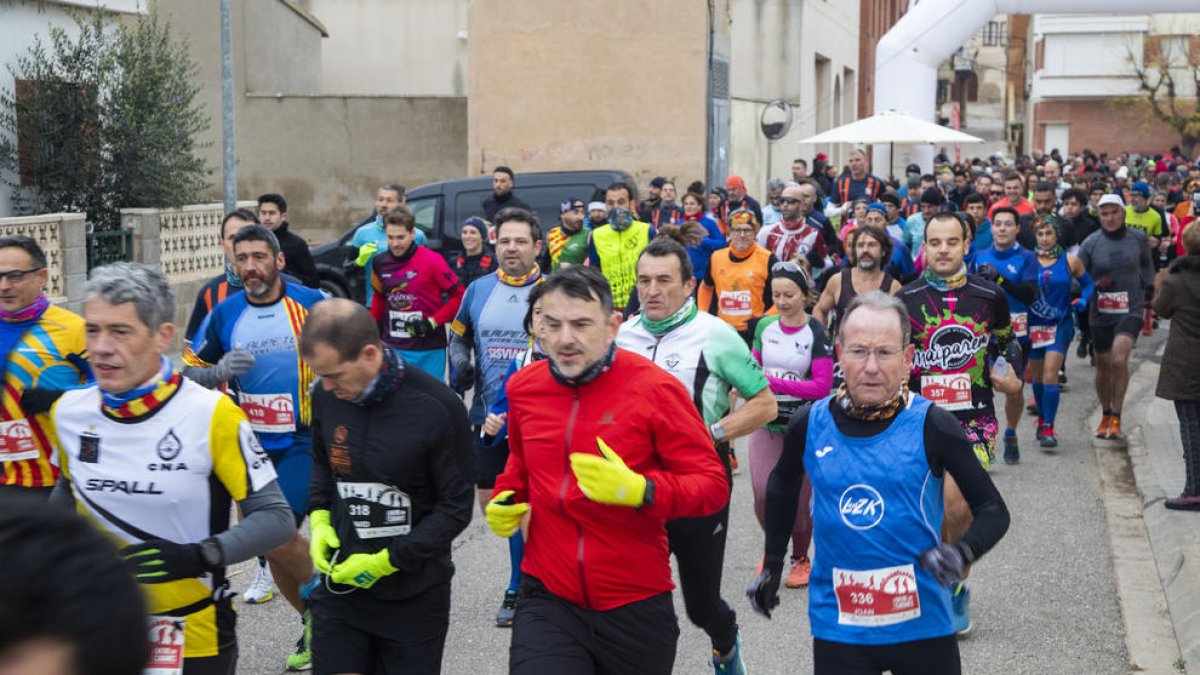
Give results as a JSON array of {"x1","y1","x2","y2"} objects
[
  {"x1": 273, "y1": 221, "x2": 320, "y2": 288},
  {"x1": 308, "y1": 364, "x2": 474, "y2": 601},
  {"x1": 765, "y1": 399, "x2": 1010, "y2": 563}
]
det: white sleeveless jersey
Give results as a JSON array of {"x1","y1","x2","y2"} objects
[{"x1": 51, "y1": 379, "x2": 276, "y2": 657}]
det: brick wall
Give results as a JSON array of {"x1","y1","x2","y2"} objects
[{"x1": 1033, "y1": 98, "x2": 1193, "y2": 156}]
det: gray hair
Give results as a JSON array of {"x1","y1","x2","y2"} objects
[
  {"x1": 84, "y1": 262, "x2": 176, "y2": 330},
  {"x1": 767, "y1": 178, "x2": 786, "y2": 192},
  {"x1": 838, "y1": 290, "x2": 910, "y2": 346}
]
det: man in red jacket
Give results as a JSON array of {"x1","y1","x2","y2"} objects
[{"x1": 485, "y1": 266, "x2": 729, "y2": 675}]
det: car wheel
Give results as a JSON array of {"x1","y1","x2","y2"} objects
[{"x1": 319, "y1": 277, "x2": 348, "y2": 298}]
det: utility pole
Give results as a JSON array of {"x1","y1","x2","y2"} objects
[{"x1": 220, "y1": 0, "x2": 236, "y2": 214}]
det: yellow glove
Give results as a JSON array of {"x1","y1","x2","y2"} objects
[
  {"x1": 309, "y1": 509, "x2": 340, "y2": 575},
  {"x1": 485, "y1": 490, "x2": 530, "y2": 538},
  {"x1": 355, "y1": 241, "x2": 379, "y2": 267},
  {"x1": 329, "y1": 549, "x2": 397, "y2": 589},
  {"x1": 569, "y1": 437, "x2": 647, "y2": 508}
]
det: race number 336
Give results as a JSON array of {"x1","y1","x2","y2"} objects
[{"x1": 833, "y1": 564, "x2": 921, "y2": 627}]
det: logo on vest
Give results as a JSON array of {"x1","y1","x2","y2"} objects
[
  {"x1": 913, "y1": 324, "x2": 988, "y2": 371},
  {"x1": 839, "y1": 484, "x2": 885, "y2": 530},
  {"x1": 663, "y1": 353, "x2": 681, "y2": 370},
  {"x1": 156, "y1": 430, "x2": 182, "y2": 461}
]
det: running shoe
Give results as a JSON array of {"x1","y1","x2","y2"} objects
[
  {"x1": 786, "y1": 558, "x2": 812, "y2": 588},
  {"x1": 1003, "y1": 435, "x2": 1019, "y2": 465},
  {"x1": 1165, "y1": 495, "x2": 1200, "y2": 511},
  {"x1": 285, "y1": 610, "x2": 312, "y2": 671},
  {"x1": 712, "y1": 631, "x2": 746, "y2": 675},
  {"x1": 1058, "y1": 368, "x2": 1068, "y2": 386},
  {"x1": 1040, "y1": 424, "x2": 1058, "y2": 449},
  {"x1": 496, "y1": 589, "x2": 518, "y2": 627},
  {"x1": 243, "y1": 562, "x2": 274, "y2": 604},
  {"x1": 1107, "y1": 417, "x2": 1126, "y2": 444},
  {"x1": 1076, "y1": 338, "x2": 1089, "y2": 359},
  {"x1": 1035, "y1": 418, "x2": 1046, "y2": 441},
  {"x1": 729, "y1": 452, "x2": 741, "y2": 476},
  {"x1": 1095, "y1": 415, "x2": 1112, "y2": 439},
  {"x1": 951, "y1": 583, "x2": 972, "y2": 636}
]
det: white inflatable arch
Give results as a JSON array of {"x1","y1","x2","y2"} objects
[{"x1": 872, "y1": 0, "x2": 1199, "y2": 171}]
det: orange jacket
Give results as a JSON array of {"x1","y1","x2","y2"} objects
[{"x1": 698, "y1": 245, "x2": 776, "y2": 332}]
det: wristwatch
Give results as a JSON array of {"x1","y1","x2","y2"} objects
[
  {"x1": 199, "y1": 537, "x2": 224, "y2": 568},
  {"x1": 709, "y1": 422, "x2": 728, "y2": 443}
]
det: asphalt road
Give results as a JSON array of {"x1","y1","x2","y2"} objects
[{"x1": 230, "y1": 339, "x2": 1141, "y2": 674}]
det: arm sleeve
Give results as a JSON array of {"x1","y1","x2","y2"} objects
[
  {"x1": 190, "y1": 309, "x2": 226, "y2": 367},
  {"x1": 702, "y1": 216, "x2": 727, "y2": 253},
  {"x1": 218, "y1": 481, "x2": 294, "y2": 563},
  {"x1": 764, "y1": 405, "x2": 810, "y2": 559},
  {"x1": 998, "y1": 278, "x2": 1037, "y2": 305},
  {"x1": 766, "y1": 358, "x2": 833, "y2": 400},
  {"x1": 924, "y1": 407, "x2": 1010, "y2": 561},
  {"x1": 1075, "y1": 264, "x2": 1095, "y2": 308},
  {"x1": 638, "y1": 379, "x2": 730, "y2": 521},
  {"x1": 698, "y1": 278, "x2": 716, "y2": 315},
  {"x1": 432, "y1": 264, "x2": 466, "y2": 327},
  {"x1": 387, "y1": 395, "x2": 474, "y2": 573}
]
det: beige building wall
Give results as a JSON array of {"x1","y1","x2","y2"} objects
[
  {"x1": 729, "y1": 0, "x2": 859, "y2": 198},
  {"x1": 467, "y1": 0, "x2": 729, "y2": 197},
  {"x1": 311, "y1": 0, "x2": 469, "y2": 96}
]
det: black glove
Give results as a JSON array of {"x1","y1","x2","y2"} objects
[
  {"x1": 405, "y1": 316, "x2": 435, "y2": 338},
  {"x1": 121, "y1": 539, "x2": 214, "y2": 584},
  {"x1": 454, "y1": 360, "x2": 476, "y2": 391},
  {"x1": 746, "y1": 555, "x2": 784, "y2": 619},
  {"x1": 919, "y1": 542, "x2": 966, "y2": 588},
  {"x1": 975, "y1": 263, "x2": 1000, "y2": 284}
]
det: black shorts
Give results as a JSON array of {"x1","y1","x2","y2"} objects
[
  {"x1": 1091, "y1": 314, "x2": 1142, "y2": 353},
  {"x1": 183, "y1": 646, "x2": 237, "y2": 675},
  {"x1": 510, "y1": 575, "x2": 678, "y2": 675},
  {"x1": 813, "y1": 635, "x2": 960, "y2": 675},
  {"x1": 311, "y1": 581, "x2": 451, "y2": 675},
  {"x1": 473, "y1": 426, "x2": 509, "y2": 490}
]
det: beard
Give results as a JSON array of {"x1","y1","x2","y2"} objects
[{"x1": 857, "y1": 256, "x2": 879, "y2": 271}]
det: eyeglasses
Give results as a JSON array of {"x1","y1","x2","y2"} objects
[
  {"x1": 842, "y1": 346, "x2": 904, "y2": 363},
  {"x1": 779, "y1": 197, "x2": 802, "y2": 204},
  {"x1": 0, "y1": 267, "x2": 44, "y2": 284}
]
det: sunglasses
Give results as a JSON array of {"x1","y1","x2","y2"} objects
[{"x1": 780, "y1": 197, "x2": 802, "y2": 204}]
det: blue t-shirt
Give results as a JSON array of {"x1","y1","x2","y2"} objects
[
  {"x1": 192, "y1": 282, "x2": 326, "y2": 450},
  {"x1": 972, "y1": 244, "x2": 1038, "y2": 316}
]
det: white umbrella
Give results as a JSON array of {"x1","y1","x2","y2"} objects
[{"x1": 799, "y1": 109, "x2": 984, "y2": 178}]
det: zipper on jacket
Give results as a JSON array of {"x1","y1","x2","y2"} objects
[{"x1": 557, "y1": 389, "x2": 591, "y2": 609}]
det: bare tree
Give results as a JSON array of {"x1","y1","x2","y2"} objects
[{"x1": 1123, "y1": 35, "x2": 1200, "y2": 157}]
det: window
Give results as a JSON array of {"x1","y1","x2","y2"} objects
[
  {"x1": 14, "y1": 79, "x2": 97, "y2": 188},
  {"x1": 981, "y1": 21, "x2": 1006, "y2": 47},
  {"x1": 406, "y1": 196, "x2": 441, "y2": 238}
]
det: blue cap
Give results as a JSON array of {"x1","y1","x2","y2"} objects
[
  {"x1": 866, "y1": 202, "x2": 888, "y2": 216},
  {"x1": 1131, "y1": 181, "x2": 1151, "y2": 196}
]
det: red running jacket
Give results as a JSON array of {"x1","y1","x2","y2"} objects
[{"x1": 493, "y1": 348, "x2": 729, "y2": 611}]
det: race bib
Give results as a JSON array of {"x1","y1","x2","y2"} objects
[
  {"x1": 921, "y1": 373, "x2": 973, "y2": 412},
  {"x1": 240, "y1": 392, "x2": 296, "y2": 433},
  {"x1": 1029, "y1": 325, "x2": 1056, "y2": 349},
  {"x1": 1097, "y1": 291, "x2": 1130, "y2": 314},
  {"x1": 145, "y1": 616, "x2": 185, "y2": 675},
  {"x1": 833, "y1": 564, "x2": 921, "y2": 627},
  {"x1": 0, "y1": 419, "x2": 39, "y2": 463},
  {"x1": 718, "y1": 290, "x2": 753, "y2": 317},
  {"x1": 1010, "y1": 312, "x2": 1028, "y2": 338},
  {"x1": 388, "y1": 310, "x2": 422, "y2": 339},
  {"x1": 337, "y1": 481, "x2": 412, "y2": 539}
]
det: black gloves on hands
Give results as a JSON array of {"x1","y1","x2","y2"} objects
[
  {"x1": 919, "y1": 542, "x2": 966, "y2": 588},
  {"x1": 121, "y1": 539, "x2": 216, "y2": 584},
  {"x1": 747, "y1": 555, "x2": 784, "y2": 619}
]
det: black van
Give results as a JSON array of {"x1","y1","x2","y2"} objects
[{"x1": 311, "y1": 169, "x2": 633, "y2": 300}]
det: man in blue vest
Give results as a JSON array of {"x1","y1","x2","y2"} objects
[{"x1": 749, "y1": 291, "x2": 1009, "y2": 674}]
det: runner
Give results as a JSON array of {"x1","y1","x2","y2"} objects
[
  {"x1": 188, "y1": 224, "x2": 327, "y2": 671},
  {"x1": 44, "y1": 262, "x2": 294, "y2": 674},
  {"x1": 588, "y1": 182, "x2": 657, "y2": 312},
  {"x1": 748, "y1": 263, "x2": 833, "y2": 590},
  {"x1": 1028, "y1": 218, "x2": 1093, "y2": 448},
  {"x1": 0, "y1": 235, "x2": 88, "y2": 502},
  {"x1": 367, "y1": 206, "x2": 464, "y2": 379},
  {"x1": 299, "y1": 299, "x2": 473, "y2": 674},
  {"x1": 699, "y1": 208, "x2": 778, "y2": 343},
  {"x1": 756, "y1": 183, "x2": 830, "y2": 271},
  {"x1": 448, "y1": 206, "x2": 543, "y2": 626},
  {"x1": 676, "y1": 190, "x2": 727, "y2": 282},
  {"x1": 616, "y1": 235, "x2": 777, "y2": 673},
  {"x1": 831, "y1": 148, "x2": 886, "y2": 205},
  {"x1": 1124, "y1": 181, "x2": 1168, "y2": 335},
  {"x1": 749, "y1": 291, "x2": 1010, "y2": 675},
  {"x1": 898, "y1": 212, "x2": 1022, "y2": 635},
  {"x1": 1077, "y1": 194, "x2": 1156, "y2": 443},
  {"x1": 813, "y1": 226, "x2": 901, "y2": 340},
  {"x1": 545, "y1": 198, "x2": 590, "y2": 272},
  {"x1": 451, "y1": 217, "x2": 497, "y2": 289},
  {"x1": 971, "y1": 206, "x2": 1039, "y2": 465},
  {"x1": 488, "y1": 266, "x2": 728, "y2": 675}
]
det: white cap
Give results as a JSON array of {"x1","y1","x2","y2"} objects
[
  {"x1": 1097, "y1": 194, "x2": 1125, "y2": 208},
  {"x1": 1116, "y1": 166, "x2": 1129, "y2": 179},
  {"x1": 587, "y1": 201, "x2": 606, "y2": 212}
]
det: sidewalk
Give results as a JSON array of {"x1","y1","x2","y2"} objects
[{"x1": 1125, "y1": 335, "x2": 1200, "y2": 673}]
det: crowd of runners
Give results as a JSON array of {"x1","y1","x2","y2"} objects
[{"x1": 2, "y1": 144, "x2": 1200, "y2": 675}]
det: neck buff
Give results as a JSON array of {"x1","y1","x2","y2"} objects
[
  {"x1": 351, "y1": 345, "x2": 405, "y2": 407},
  {"x1": 498, "y1": 263, "x2": 541, "y2": 287},
  {"x1": 640, "y1": 297, "x2": 698, "y2": 335},
  {"x1": 922, "y1": 263, "x2": 967, "y2": 291},
  {"x1": 609, "y1": 209, "x2": 634, "y2": 233},
  {"x1": 101, "y1": 355, "x2": 182, "y2": 419},
  {"x1": 0, "y1": 293, "x2": 50, "y2": 323},
  {"x1": 836, "y1": 382, "x2": 909, "y2": 422},
  {"x1": 549, "y1": 343, "x2": 616, "y2": 387},
  {"x1": 1036, "y1": 245, "x2": 1064, "y2": 259},
  {"x1": 224, "y1": 262, "x2": 243, "y2": 289}
]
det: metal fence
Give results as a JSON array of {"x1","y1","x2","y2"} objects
[{"x1": 85, "y1": 228, "x2": 134, "y2": 270}]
